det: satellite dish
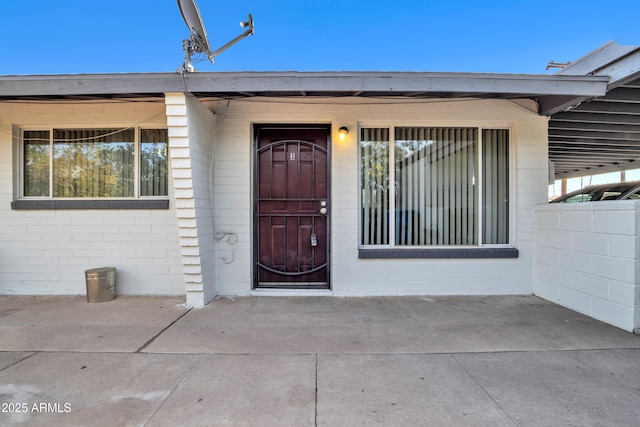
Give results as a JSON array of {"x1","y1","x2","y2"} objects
[{"x1": 177, "y1": 0, "x2": 255, "y2": 72}]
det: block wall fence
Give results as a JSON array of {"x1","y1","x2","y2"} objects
[{"x1": 534, "y1": 202, "x2": 640, "y2": 332}]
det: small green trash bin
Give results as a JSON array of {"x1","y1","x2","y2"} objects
[{"x1": 85, "y1": 267, "x2": 116, "y2": 303}]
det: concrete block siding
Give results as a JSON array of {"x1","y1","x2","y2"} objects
[
  {"x1": 165, "y1": 93, "x2": 217, "y2": 307},
  {"x1": 0, "y1": 101, "x2": 184, "y2": 296},
  {"x1": 0, "y1": 210, "x2": 183, "y2": 295},
  {"x1": 211, "y1": 97, "x2": 548, "y2": 297},
  {"x1": 534, "y1": 202, "x2": 640, "y2": 332},
  {"x1": 0, "y1": 95, "x2": 552, "y2": 308}
]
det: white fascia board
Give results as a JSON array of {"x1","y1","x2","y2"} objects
[
  {"x1": 0, "y1": 71, "x2": 609, "y2": 98},
  {"x1": 557, "y1": 41, "x2": 640, "y2": 89}
]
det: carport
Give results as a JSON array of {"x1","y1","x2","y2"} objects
[
  {"x1": 547, "y1": 41, "x2": 640, "y2": 179},
  {"x1": 535, "y1": 42, "x2": 640, "y2": 334}
]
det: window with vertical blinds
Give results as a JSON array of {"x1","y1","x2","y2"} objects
[
  {"x1": 360, "y1": 128, "x2": 390, "y2": 245},
  {"x1": 23, "y1": 130, "x2": 51, "y2": 197},
  {"x1": 52, "y1": 129, "x2": 135, "y2": 197},
  {"x1": 360, "y1": 127, "x2": 510, "y2": 248},
  {"x1": 23, "y1": 128, "x2": 168, "y2": 199},
  {"x1": 140, "y1": 129, "x2": 169, "y2": 197},
  {"x1": 482, "y1": 129, "x2": 509, "y2": 244}
]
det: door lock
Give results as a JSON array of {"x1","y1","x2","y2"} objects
[
  {"x1": 319, "y1": 200, "x2": 328, "y2": 215},
  {"x1": 310, "y1": 233, "x2": 318, "y2": 247}
]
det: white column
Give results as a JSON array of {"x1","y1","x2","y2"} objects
[{"x1": 165, "y1": 92, "x2": 217, "y2": 306}]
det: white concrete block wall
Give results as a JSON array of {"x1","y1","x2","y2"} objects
[
  {"x1": 0, "y1": 95, "x2": 565, "y2": 305},
  {"x1": 202, "y1": 100, "x2": 252, "y2": 295},
  {"x1": 534, "y1": 202, "x2": 640, "y2": 332},
  {"x1": 0, "y1": 101, "x2": 184, "y2": 295},
  {"x1": 211, "y1": 97, "x2": 548, "y2": 296},
  {"x1": 165, "y1": 93, "x2": 217, "y2": 306}
]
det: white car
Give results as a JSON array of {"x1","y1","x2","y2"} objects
[{"x1": 550, "y1": 180, "x2": 640, "y2": 203}]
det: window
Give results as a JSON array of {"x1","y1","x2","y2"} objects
[
  {"x1": 140, "y1": 129, "x2": 170, "y2": 197},
  {"x1": 22, "y1": 128, "x2": 168, "y2": 199},
  {"x1": 360, "y1": 127, "x2": 510, "y2": 248}
]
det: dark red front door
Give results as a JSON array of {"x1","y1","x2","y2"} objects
[{"x1": 254, "y1": 126, "x2": 330, "y2": 289}]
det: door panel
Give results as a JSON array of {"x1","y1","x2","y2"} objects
[{"x1": 254, "y1": 126, "x2": 330, "y2": 288}]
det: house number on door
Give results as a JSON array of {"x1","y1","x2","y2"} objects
[{"x1": 289, "y1": 152, "x2": 296, "y2": 161}]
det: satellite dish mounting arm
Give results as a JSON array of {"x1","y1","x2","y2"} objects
[
  {"x1": 178, "y1": 8, "x2": 254, "y2": 72},
  {"x1": 209, "y1": 14, "x2": 254, "y2": 61}
]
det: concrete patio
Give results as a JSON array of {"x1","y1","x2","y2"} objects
[{"x1": 1, "y1": 295, "x2": 639, "y2": 426}]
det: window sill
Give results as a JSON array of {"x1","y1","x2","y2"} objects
[
  {"x1": 358, "y1": 247, "x2": 519, "y2": 259},
  {"x1": 11, "y1": 199, "x2": 170, "y2": 210}
]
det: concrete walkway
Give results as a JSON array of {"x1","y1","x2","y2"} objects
[{"x1": 1, "y1": 295, "x2": 639, "y2": 426}]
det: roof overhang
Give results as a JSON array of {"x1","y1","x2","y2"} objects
[
  {"x1": 548, "y1": 42, "x2": 640, "y2": 179},
  {"x1": 0, "y1": 71, "x2": 608, "y2": 115}
]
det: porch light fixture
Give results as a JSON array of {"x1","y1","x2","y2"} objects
[{"x1": 338, "y1": 127, "x2": 349, "y2": 140}]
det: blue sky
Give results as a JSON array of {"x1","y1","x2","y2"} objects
[{"x1": 0, "y1": 0, "x2": 638, "y2": 75}]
